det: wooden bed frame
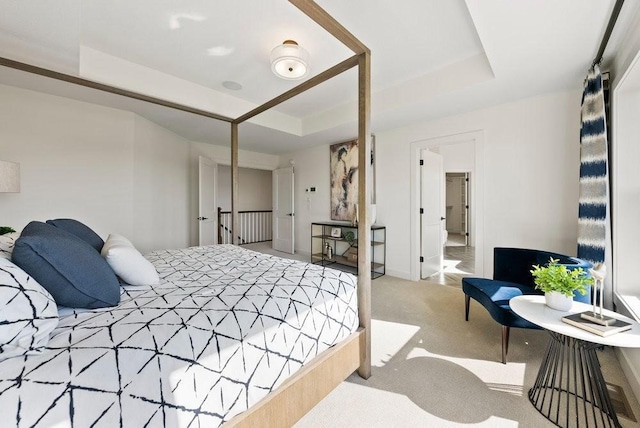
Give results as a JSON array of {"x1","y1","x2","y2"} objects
[
  {"x1": 0, "y1": 0, "x2": 372, "y2": 425},
  {"x1": 231, "y1": 3, "x2": 372, "y2": 424},
  {"x1": 226, "y1": 329, "x2": 364, "y2": 427}
]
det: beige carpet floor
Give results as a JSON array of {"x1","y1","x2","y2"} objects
[{"x1": 293, "y1": 275, "x2": 640, "y2": 428}]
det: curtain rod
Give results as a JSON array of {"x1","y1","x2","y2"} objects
[{"x1": 593, "y1": 0, "x2": 625, "y2": 66}]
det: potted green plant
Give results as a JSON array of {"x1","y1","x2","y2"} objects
[
  {"x1": 0, "y1": 227, "x2": 16, "y2": 236},
  {"x1": 531, "y1": 257, "x2": 593, "y2": 311},
  {"x1": 343, "y1": 231, "x2": 355, "y2": 246}
]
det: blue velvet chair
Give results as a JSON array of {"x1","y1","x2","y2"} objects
[{"x1": 462, "y1": 248, "x2": 592, "y2": 364}]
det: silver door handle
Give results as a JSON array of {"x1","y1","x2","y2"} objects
[
  {"x1": 287, "y1": 213, "x2": 294, "y2": 216},
  {"x1": 198, "y1": 217, "x2": 209, "y2": 220}
]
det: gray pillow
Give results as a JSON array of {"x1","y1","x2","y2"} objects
[
  {"x1": 12, "y1": 221, "x2": 120, "y2": 309},
  {"x1": 46, "y1": 218, "x2": 104, "y2": 252}
]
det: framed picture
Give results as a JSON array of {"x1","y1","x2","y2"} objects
[
  {"x1": 330, "y1": 227, "x2": 342, "y2": 238},
  {"x1": 330, "y1": 140, "x2": 358, "y2": 221}
]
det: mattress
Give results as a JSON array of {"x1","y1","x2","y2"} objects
[{"x1": 0, "y1": 244, "x2": 359, "y2": 427}]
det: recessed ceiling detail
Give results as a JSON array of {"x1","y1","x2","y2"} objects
[{"x1": 0, "y1": 0, "x2": 621, "y2": 155}]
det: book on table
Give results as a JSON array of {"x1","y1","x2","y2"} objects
[{"x1": 562, "y1": 311, "x2": 632, "y2": 337}]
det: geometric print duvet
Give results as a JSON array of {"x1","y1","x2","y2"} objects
[{"x1": 0, "y1": 245, "x2": 358, "y2": 427}]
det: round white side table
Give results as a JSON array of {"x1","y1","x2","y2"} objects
[{"x1": 511, "y1": 295, "x2": 640, "y2": 428}]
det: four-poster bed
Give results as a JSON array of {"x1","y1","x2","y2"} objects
[
  {"x1": 0, "y1": 0, "x2": 371, "y2": 425},
  {"x1": 230, "y1": 1, "x2": 372, "y2": 419}
]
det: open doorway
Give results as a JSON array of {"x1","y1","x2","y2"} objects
[
  {"x1": 217, "y1": 165, "x2": 273, "y2": 245},
  {"x1": 217, "y1": 165, "x2": 298, "y2": 259},
  {"x1": 445, "y1": 172, "x2": 469, "y2": 247},
  {"x1": 410, "y1": 131, "x2": 483, "y2": 282},
  {"x1": 444, "y1": 171, "x2": 474, "y2": 276}
]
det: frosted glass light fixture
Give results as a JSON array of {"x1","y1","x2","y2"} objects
[
  {"x1": 270, "y1": 40, "x2": 310, "y2": 80},
  {"x1": 0, "y1": 161, "x2": 20, "y2": 193}
]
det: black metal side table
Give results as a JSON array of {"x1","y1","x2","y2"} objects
[{"x1": 511, "y1": 295, "x2": 640, "y2": 428}]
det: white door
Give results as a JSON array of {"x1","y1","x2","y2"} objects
[
  {"x1": 198, "y1": 156, "x2": 217, "y2": 246},
  {"x1": 421, "y1": 150, "x2": 444, "y2": 278},
  {"x1": 272, "y1": 167, "x2": 294, "y2": 254}
]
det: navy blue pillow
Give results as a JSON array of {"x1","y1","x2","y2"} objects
[
  {"x1": 12, "y1": 221, "x2": 120, "y2": 309},
  {"x1": 46, "y1": 218, "x2": 104, "y2": 252}
]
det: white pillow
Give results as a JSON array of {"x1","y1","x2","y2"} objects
[
  {"x1": 0, "y1": 257, "x2": 58, "y2": 361},
  {"x1": 0, "y1": 232, "x2": 20, "y2": 260},
  {"x1": 104, "y1": 233, "x2": 132, "y2": 247},
  {"x1": 101, "y1": 234, "x2": 159, "y2": 286}
]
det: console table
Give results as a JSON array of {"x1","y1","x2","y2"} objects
[
  {"x1": 310, "y1": 222, "x2": 386, "y2": 278},
  {"x1": 511, "y1": 295, "x2": 640, "y2": 428}
]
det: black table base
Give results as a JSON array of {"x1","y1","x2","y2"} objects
[{"x1": 529, "y1": 331, "x2": 620, "y2": 427}]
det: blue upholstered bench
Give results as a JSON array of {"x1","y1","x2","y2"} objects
[{"x1": 462, "y1": 247, "x2": 591, "y2": 364}]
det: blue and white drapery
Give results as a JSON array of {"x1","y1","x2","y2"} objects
[{"x1": 577, "y1": 64, "x2": 612, "y2": 307}]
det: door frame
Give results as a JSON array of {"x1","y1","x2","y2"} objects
[{"x1": 410, "y1": 130, "x2": 484, "y2": 281}]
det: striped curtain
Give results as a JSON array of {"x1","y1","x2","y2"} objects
[{"x1": 577, "y1": 64, "x2": 611, "y2": 307}]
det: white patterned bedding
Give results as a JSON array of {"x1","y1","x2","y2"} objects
[{"x1": 0, "y1": 245, "x2": 358, "y2": 427}]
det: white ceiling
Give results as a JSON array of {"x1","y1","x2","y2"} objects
[{"x1": 0, "y1": 0, "x2": 633, "y2": 154}]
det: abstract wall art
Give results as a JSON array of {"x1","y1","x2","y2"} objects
[{"x1": 330, "y1": 140, "x2": 358, "y2": 221}]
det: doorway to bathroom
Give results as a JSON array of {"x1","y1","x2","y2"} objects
[
  {"x1": 445, "y1": 172, "x2": 469, "y2": 247},
  {"x1": 444, "y1": 171, "x2": 474, "y2": 276},
  {"x1": 410, "y1": 130, "x2": 483, "y2": 282}
]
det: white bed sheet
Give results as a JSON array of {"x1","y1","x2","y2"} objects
[{"x1": 0, "y1": 245, "x2": 358, "y2": 427}]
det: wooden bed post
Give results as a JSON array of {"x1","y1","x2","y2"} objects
[
  {"x1": 289, "y1": 0, "x2": 372, "y2": 381},
  {"x1": 357, "y1": 51, "x2": 372, "y2": 379},
  {"x1": 231, "y1": 122, "x2": 239, "y2": 246}
]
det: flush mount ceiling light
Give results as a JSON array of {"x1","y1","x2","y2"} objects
[{"x1": 270, "y1": 40, "x2": 310, "y2": 80}]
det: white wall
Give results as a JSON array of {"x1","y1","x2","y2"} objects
[
  {"x1": 283, "y1": 90, "x2": 582, "y2": 278},
  {"x1": 132, "y1": 115, "x2": 190, "y2": 252},
  {"x1": 376, "y1": 90, "x2": 582, "y2": 279},
  {"x1": 217, "y1": 165, "x2": 272, "y2": 211},
  {"x1": 439, "y1": 141, "x2": 475, "y2": 171},
  {"x1": 0, "y1": 84, "x2": 134, "y2": 241},
  {"x1": 0, "y1": 82, "x2": 283, "y2": 253},
  {"x1": 0, "y1": 84, "x2": 191, "y2": 254}
]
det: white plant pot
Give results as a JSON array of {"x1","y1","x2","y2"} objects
[{"x1": 545, "y1": 291, "x2": 573, "y2": 311}]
